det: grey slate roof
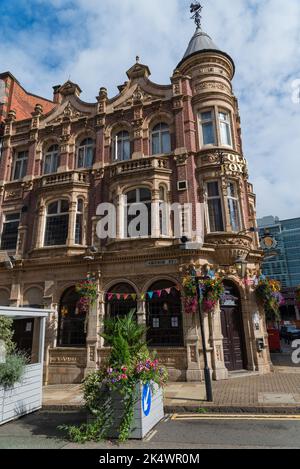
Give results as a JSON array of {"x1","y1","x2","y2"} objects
[
  {"x1": 177, "y1": 28, "x2": 235, "y2": 73},
  {"x1": 183, "y1": 28, "x2": 220, "y2": 59}
]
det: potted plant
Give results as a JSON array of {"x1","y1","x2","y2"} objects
[{"x1": 61, "y1": 311, "x2": 168, "y2": 443}]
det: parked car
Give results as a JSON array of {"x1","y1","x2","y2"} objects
[{"x1": 280, "y1": 325, "x2": 300, "y2": 342}]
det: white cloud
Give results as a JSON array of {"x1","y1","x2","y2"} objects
[{"x1": 1, "y1": 0, "x2": 300, "y2": 220}]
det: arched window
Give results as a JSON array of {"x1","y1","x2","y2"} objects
[
  {"x1": 23, "y1": 287, "x2": 43, "y2": 308},
  {"x1": 44, "y1": 200, "x2": 69, "y2": 246},
  {"x1": 75, "y1": 199, "x2": 84, "y2": 245},
  {"x1": 146, "y1": 280, "x2": 183, "y2": 347},
  {"x1": 77, "y1": 138, "x2": 94, "y2": 168},
  {"x1": 113, "y1": 131, "x2": 131, "y2": 161},
  {"x1": 44, "y1": 145, "x2": 60, "y2": 175},
  {"x1": 151, "y1": 123, "x2": 171, "y2": 155},
  {"x1": 125, "y1": 188, "x2": 152, "y2": 238},
  {"x1": 58, "y1": 287, "x2": 86, "y2": 347},
  {"x1": 106, "y1": 283, "x2": 137, "y2": 320}
]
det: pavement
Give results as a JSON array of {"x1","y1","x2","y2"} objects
[{"x1": 43, "y1": 345, "x2": 300, "y2": 413}]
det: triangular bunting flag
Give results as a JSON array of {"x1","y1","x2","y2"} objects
[
  {"x1": 165, "y1": 288, "x2": 171, "y2": 295},
  {"x1": 123, "y1": 293, "x2": 129, "y2": 300},
  {"x1": 107, "y1": 293, "x2": 113, "y2": 301},
  {"x1": 131, "y1": 294, "x2": 137, "y2": 301},
  {"x1": 156, "y1": 290, "x2": 162, "y2": 298},
  {"x1": 116, "y1": 294, "x2": 121, "y2": 300},
  {"x1": 141, "y1": 293, "x2": 146, "y2": 301},
  {"x1": 148, "y1": 291, "x2": 154, "y2": 300}
]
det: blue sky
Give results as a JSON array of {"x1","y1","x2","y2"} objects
[{"x1": 1, "y1": 0, "x2": 300, "y2": 220}]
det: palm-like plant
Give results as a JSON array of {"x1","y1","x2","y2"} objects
[{"x1": 101, "y1": 310, "x2": 147, "y2": 367}]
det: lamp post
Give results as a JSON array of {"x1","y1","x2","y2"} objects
[{"x1": 191, "y1": 268, "x2": 213, "y2": 402}]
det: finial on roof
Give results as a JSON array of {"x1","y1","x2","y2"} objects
[
  {"x1": 190, "y1": 2, "x2": 203, "y2": 30},
  {"x1": 136, "y1": 56, "x2": 140, "y2": 64}
]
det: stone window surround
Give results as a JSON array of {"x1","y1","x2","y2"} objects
[
  {"x1": 204, "y1": 178, "x2": 244, "y2": 234},
  {"x1": 35, "y1": 194, "x2": 88, "y2": 250},
  {"x1": 196, "y1": 103, "x2": 236, "y2": 151}
]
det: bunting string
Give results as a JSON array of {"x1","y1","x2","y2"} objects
[{"x1": 106, "y1": 285, "x2": 181, "y2": 302}]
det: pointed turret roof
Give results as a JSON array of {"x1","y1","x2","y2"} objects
[{"x1": 177, "y1": 27, "x2": 235, "y2": 73}]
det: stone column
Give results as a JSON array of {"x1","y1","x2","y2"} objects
[
  {"x1": 184, "y1": 306, "x2": 203, "y2": 382},
  {"x1": 67, "y1": 200, "x2": 77, "y2": 246},
  {"x1": 151, "y1": 189, "x2": 160, "y2": 239},
  {"x1": 209, "y1": 304, "x2": 229, "y2": 380}
]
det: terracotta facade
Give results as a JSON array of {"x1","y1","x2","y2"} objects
[{"x1": 0, "y1": 28, "x2": 272, "y2": 384}]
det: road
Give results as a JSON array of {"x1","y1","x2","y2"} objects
[{"x1": 0, "y1": 412, "x2": 300, "y2": 449}]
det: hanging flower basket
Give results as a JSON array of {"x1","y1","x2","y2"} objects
[
  {"x1": 75, "y1": 279, "x2": 98, "y2": 314},
  {"x1": 255, "y1": 278, "x2": 284, "y2": 321},
  {"x1": 182, "y1": 276, "x2": 225, "y2": 314}
]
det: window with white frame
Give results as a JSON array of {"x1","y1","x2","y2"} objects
[
  {"x1": 206, "y1": 181, "x2": 224, "y2": 232},
  {"x1": 151, "y1": 123, "x2": 171, "y2": 155},
  {"x1": 75, "y1": 199, "x2": 84, "y2": 245},
  {"x1": 227, "y1": 182, "x2": 241, "y2": 232},
  {"x1": 0, "y1": 212, "x2": 20, "y2": 250},
  {"x1": 113, "y1": 131, "x2": 131, "y2": 161},
  {"x1": 77, "y1": 138, "x2": 94, "y2": 169},
  {"x1": 218, "y1": 111, "x2": 233, "y2": 147},
  {"x1": 44, "y1": 145, "x2": 60, "y2": 175},
  {"x1": 13, "y1": 151, "x2": 28, "y2": 180},
  {"x1": 199, "y1": 111, "x2": 216, "y2": 146},
  {"x1": 44, "y1": 200, "x2": 69, "y2": 246},
  {"x1": 125, "y1": 188, "x2": 152, "y2": 238}
]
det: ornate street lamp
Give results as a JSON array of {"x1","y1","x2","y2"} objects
[{"x1": 234, "y1": 257, "x2": 248, "y2": 279}]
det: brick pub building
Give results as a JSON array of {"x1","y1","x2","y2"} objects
[{"x1": 0, "y1": 16, "x2": 272, "y2": 384}]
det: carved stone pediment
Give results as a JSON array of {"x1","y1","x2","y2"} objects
[
  {"x1": 113, "y1": 85, "x2": 163, "y2": 110},
  {"x1": 43, "y1": 101, "x2": 93, "y2": 126}
]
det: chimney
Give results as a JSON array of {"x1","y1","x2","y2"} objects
[{"x1": 53, "y1": 85, "x2": 62, "y2": 104}]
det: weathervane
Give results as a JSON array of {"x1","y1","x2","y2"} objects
[{"x1": 190, "y1": 2, "x2": 203, "y2": 30}]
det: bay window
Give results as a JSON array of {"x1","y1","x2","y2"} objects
[
  {"x1": 75, "y1": 199, "x2": 84, "y2": 245},
  {"x1": 206, "y1": 181, "x2": 224, "y2": 232},
  {"x1": 125, "y1": 188, "x2": 152, "y2": 238},
  {"x1": 227, "y1": 182, "x2": 241, "y2": 232},
  {"x1": 199, "y1": 111, "x2": 216, "y2": 146},
  {"x1": 0, "y1": 213, "x2": 20, "y2": 250},
  {"x1": 219, "y1": 111, "x2": 232, "y2": 147},
  {"x1": 44, "y1": 200, "x2": 69, "y2": 246}
]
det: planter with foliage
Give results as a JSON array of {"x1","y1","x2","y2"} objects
[
  {"x1": 183, "y1": 275, "x2": 225, "y2": 314},
  {"x1": 255, "y1": 278, "x2": 284, "y2": 321},
  {"x1": 61, "y1": 311, "x2": 167, "y2": 442}
]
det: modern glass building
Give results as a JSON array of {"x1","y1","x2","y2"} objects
[{"x1": 258, "y1": 216, "x2": 300, "y2": 288}]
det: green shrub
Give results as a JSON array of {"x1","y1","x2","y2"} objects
[
  {"x1": 0, "y1": 316, "x2": 16, "y2": 355},
  {"x1": 0, "y1": 353, "x2": 28, "y2": 388}
]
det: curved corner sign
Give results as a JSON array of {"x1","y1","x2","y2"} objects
[{"x1": 142, "y1": 384, "x2": 152, "y2": 417}]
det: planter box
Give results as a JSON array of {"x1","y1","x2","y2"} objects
[
  {"x1": 90, "y1": 382, "x2": 164, "y2": 440},
  {"x1": 0, "y1": 364, "x2": 43, "y2": 426}
]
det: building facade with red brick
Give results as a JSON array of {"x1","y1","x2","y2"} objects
[{"x1": 0, "y1": 25, "x2": 272, "y2": 384}]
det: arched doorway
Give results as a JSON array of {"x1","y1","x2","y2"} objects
[
  {"x1": 105, "y1": 283, "x2": 137, "y2": 319},
  {"x1": 58, "y1": 287, "x2": 86, "y2": 347},
  {"x1": 146, "y1": 280, "x2": 183, "y2": 347},
  {"x1": 220, "y1": 281, "x2": 246, "y2": 371}
]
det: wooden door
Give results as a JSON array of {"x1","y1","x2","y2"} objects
[{"x1": 221, "y1": 307, "x2": 245, "y2": 371}]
